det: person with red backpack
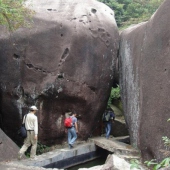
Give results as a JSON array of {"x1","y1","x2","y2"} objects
[{"x1": 65, "y1": 112, "x2": 78, "y2": 149}]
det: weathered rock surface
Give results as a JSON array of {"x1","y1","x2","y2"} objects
[
  {"x1": 0, "y1": 128, "x2": 20, "y2": 161},
  {"x1": 119, "y1": 0, "x2": 170, "y2": 161},
  {"x1": 79, "y1": 154, "x2": 148, "y2": 170},
  {"x1": 89, "y1": 137, "x2": 139, "y2": 156},
  {"x1": 160, "y1": 167, "x2": 170, "y2": 170},
  {"x1": 0, "y1": 0, "x2": 119, "y2": 145},
  {"x1": 111, "y1": 104, "x2": 129, "y2": 137}
]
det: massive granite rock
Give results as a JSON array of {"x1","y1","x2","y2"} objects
[
  {"x1": 0, "y1": 0, "x2": 119, "y2": 145},
  {"x1": 119, "y1": 0, "x2": 170, "y2": 161},
  {"x1": 0, "y1": 128, "x2": 22, "y2": 161}
]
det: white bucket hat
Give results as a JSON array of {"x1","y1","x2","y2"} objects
[{"x1": 30, "y1": 106, "x2": 38, "y2": 111}]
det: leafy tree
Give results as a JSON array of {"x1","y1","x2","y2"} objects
[
  {"x1": 98, "y1": 0, "x2": 127, "y2": 27},
  {"x1": 0, "y1": 0, "x2": 33, "y2": 31},
  {"x1": 98, "y1": 0, "x2": 164, "y2": 29}
]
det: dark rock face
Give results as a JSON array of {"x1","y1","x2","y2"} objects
[
  {"x1": 0, "y1": 128, "x2": 21, "y2": 161},
  {"x1": 119, "y1": 0, "x2": 170, "y2": 161},
  {"x1": 111, "y1": 120, "x2": 129, "y2": 137},
  {"x1": 0, "y1": 0, "x2": 119, "y2": 145}
]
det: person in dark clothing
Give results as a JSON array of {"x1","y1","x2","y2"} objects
[{"x1": 102, "y1": 108, "x2": 115, "y2": 139}]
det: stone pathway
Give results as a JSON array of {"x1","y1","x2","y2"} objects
[
  {"x1": 0, "y1": 142, "x2": 96, "y2": 170},
  {"x1": 0, "y1": 137, "x2": 140, "y2": 170},
  {"x1": 0, "y1": 161, "x2": 58, "y2": 170}
]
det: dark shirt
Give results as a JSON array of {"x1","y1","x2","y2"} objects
[
  {"x1": 102, "y1": 110, "x2": 115, "y2": 122},
  {"x1": 108, "y1": 111, "x2": 115, "y2": 120}
]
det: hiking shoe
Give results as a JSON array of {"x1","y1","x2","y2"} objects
[
  {"x1": 69, "y1": 144, "x2": 73, "y2": 149},
  {"x1": 18, "y1": 153, "x2": 23, "y2": 160},
  {"x1": 30, "y1": 156, "x2": 38, "y2": 160}
]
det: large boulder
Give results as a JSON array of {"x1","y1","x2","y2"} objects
[
  {"x1": 119, "y1": 0, "x2": 170, "y2": 161},
  {"x1": 0, "y1": 128, "x2": 21, "y2": 161},
  {"x1": 0, "y1": 0, "x2": 119, "y2": 145}
]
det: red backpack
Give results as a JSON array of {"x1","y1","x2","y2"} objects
[{"x1": 64, "y1": 117, "x2": 72, "y2": 128}]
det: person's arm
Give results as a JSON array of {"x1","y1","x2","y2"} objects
[
  {"x1": 111, "y1": 112, "x2": 115, "y2": 122},
  {"x1": 22, "y1": 115, "x2": 26, "y2": 124},
  {"x1": 65, "y1": 128, "x2": 68, "y2": 133},
  {"x1": 34, "y1": 117, "x2": 38, "y2": 140},
  {"x1": 75, "y1": 122, "x2": 78, "y2": 133}
]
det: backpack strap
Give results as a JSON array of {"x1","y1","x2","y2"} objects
[
  {"x1": 23, "y1": 114, "x2": 27, "y2": 124},
  {"x1": 102, "y1": 111, "x2": 106, "y2": 120}
]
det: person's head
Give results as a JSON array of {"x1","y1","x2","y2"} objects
[
  {"x1": 106, "y1": 107, "x2": 112, "y2": 111},
  {"x1": 30, "y1": 106, "x2": 38, "y2": 113},
  {"x1": 72, "y1": 112, "x2": 77, "y2": 117}
]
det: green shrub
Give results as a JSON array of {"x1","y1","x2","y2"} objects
[
  {"x1": 130, "y1": 159, "x2": 141, "y2": 169},
  {"x1": 107, "y1": 85, "x2": 120, "y2": 108},
  {"x1": 25, "y1": 141, "x2": 50, "y2": 157},
  {"x1": 36, "y1": 141, "x2": 50, "y2": 155},
  {"x1": 145, "y1": 158, "x2": 170, "y2": 170}
]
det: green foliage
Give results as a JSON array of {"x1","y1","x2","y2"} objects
[
  {"x1": 0, "y1": 0, "x2": 33, "y2": 31},
  {"x1": 97, "y1": 0, "x2": 164, "y2": 29},
  {"x1": 24, "y1": 141, "x2": 50, "y2": 157},
  {"x1": 130, "y1": 159, "x2": 141, "y2": 169},
  {"x1": 144, "y1": 159, "x2": 158, "y2": 167},
  {"x1": 145, "y1": 158, "x2": 170, "y2": 170},
  {"x1": 36, "y1": 141, "x2": 50, "y2": 155},
  {"x1": 107, "y1": 85, "x2": 120, "y2": 108},
  {"x1": 162, "y1": 136, "x2": 170, "y2": 147},
  {"x1": 111, "y1": 85, "x2": 120, "y2": 99},
  {"x1": 159, "y1": 158, "x2": 170, "y2": 168}
]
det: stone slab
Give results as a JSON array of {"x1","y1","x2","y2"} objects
[
  {"x1": 0, "y1": 142, "x2": 97, "y2": 170},
  {"x1": 89, "y1": 137, "x2": 139, "y2": 156}
]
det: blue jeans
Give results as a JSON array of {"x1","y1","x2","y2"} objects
[
  {"x1": 104, "y1": 122, "x2": 112, "y2": 139},
  {"x1": 68, "y1": 127, "x2": 77, "y2": 145}
]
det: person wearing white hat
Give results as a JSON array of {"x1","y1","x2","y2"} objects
[{"x1": 18, "y1": 105, "x2": 38, "y2": 160}]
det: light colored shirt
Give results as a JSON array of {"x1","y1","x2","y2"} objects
[{"x1": 23, "y1": 112, "x2": 38, "y2": 135}]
